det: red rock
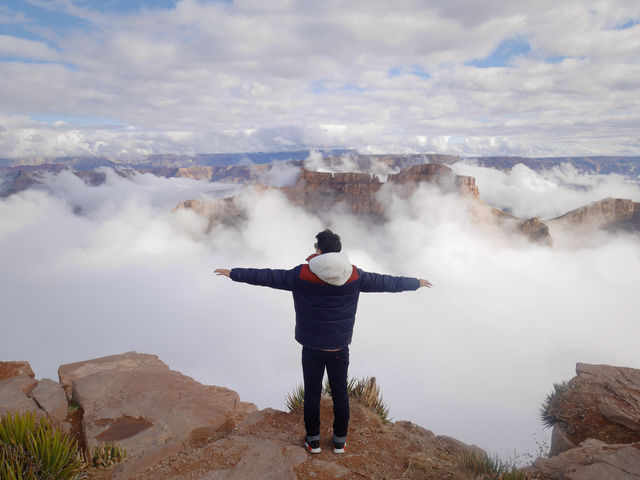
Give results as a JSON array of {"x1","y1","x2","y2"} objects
[{"x1": 0, "y1": 361, "x2": 35, "y2": 380}]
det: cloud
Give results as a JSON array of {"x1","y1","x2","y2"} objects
[
  {"x1": 450, "y1": 160, "x2": 640, "y2": 219},
  {"x1": 1, "y1": 1, "x2": 640, "y2": 156},
  {"x1": 0, "y1": 34, "x2": 62, "y2": 62},
  {"x1": 1, "y1": 168, "x2": 640, "y2": 460}
]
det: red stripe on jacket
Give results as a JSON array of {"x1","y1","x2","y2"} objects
[{"x1": 299, "y1": 264, "x2": 360, "y2": 285}]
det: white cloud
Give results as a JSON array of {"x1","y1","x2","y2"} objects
[
  {"x1": 0, "y1": 34, "x2": 61, "y2": 61},
  {"x1": 451, "y1": 160, "x2": 640, "y2": 219},
  {"x1": 1, "y1": 1, "x2": 640, "y2": 156},
  {"x1": 1, "y1": 169, "x2": 639, "y2": 460}
]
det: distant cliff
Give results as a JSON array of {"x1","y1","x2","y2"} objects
[
  {"x1": 175, "y1": 163, "x2": 553, "y2": 245},
  {"x1": 549, "y1": 197, "x2": 640, "y2": 232}
]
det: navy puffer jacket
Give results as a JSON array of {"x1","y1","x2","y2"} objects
[{"x1": 230, "y1": 252, "x2": 420, "y2": 349}]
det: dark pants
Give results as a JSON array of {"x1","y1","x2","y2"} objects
[{"x1": 302, "y1": 346, "x2": 350, "y2": 442}]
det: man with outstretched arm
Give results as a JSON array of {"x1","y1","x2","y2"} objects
[{"x1": 215, "y1": 229, "x2": 432, "y2": 455}]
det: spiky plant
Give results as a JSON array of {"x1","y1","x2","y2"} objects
[
  {"x1": 285, "y1": 384, "x2": 305, "y2": 411},
  {"x1": 293, "y1": 376, "x2": 391, "y2": 423},
  {"x1": 0, "y1": 411, "x2": 85, "y2": 480},
  {"x1": 540, "y1": 381, "x2": 574, "y2": 428},
  {"x1": 457, "y1": 451, "x2": 531, "y2": 480},
  {"x1": 91, "y1": 442, "x2": 127, "y2": 468},
  {"x1": 347, "y1": 377, "x2": 391, "y2": 424}
]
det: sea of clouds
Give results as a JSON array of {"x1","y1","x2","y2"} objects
[{"x1": 1, "y1": 160, "x2": 640, "y2": 459}]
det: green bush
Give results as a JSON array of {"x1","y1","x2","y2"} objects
[{"x1": 0, "y1": 411, "x2": 85, "y2": 480}]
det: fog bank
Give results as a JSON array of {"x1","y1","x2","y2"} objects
[{"x1": 1, "y1": 166, "x2": 639, "y2": 459}]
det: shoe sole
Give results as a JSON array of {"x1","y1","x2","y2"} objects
[
  {"x1": 333, "y1": 443, "x2": 346, "y2": 454},
  {"x1": 304, "y1": 441, "x2": 321, "y2": 454}
]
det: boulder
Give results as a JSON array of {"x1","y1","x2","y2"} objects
[
  {"x1": 549, "y1": 424, "x2": 577, "y2": 457},
  {"x1": 58, "y1": 351, "x2": 168, "y2": 398},
  {"x1": 0, "y1": 376, "x2": 42, "y2": 417},
  {"x1": 58, "y1": 352, "x2": 251, "y2": 479},
  {"x1": 0, "y1": 361, "x2": 35, "y2": 380},
  {"x1": 527, "y1": 439, "x2": 640, "y2": 480},
  {"x1": 30, "y1": 378, "x2": 69, "y2": 423},
  {"x1": 531, "y1": 363, "x2": 640, "y2": 479},
  {"x1": 547, "y1": 363, "x2": 640, "y2": 448}
]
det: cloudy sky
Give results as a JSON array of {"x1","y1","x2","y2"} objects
[{"x1": 1, "y1": 0, "x2": 640, "y2": 158}]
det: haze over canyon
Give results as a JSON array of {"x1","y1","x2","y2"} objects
[{"x1": 1, "y1": 152, "x2": 639, "y2": 459}]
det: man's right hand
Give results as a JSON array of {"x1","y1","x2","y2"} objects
[
  {"x1": 419, "y1": 279, "x2": 433, "y2": 288},
  {"x1": 215, "y1": 268, "x2": 231, "y2": 277}
]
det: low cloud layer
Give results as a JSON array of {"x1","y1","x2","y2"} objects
[
  {"x1": 1, "y1": 165, "x2": 640, "y2": 458},
  {"x1": 452, "y1": 161, "x2": 640, "y2": 219},
  {"x1": 1, "y1": 1, "x2": 640, "y2": 157}
]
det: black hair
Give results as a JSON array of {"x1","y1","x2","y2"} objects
[{"x1": 315, "y1": 229, "x2": 341, "y2": 253}]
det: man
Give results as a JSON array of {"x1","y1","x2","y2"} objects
[{"x1": 215, "y1": 229, "x2": 432, "y2": 454}]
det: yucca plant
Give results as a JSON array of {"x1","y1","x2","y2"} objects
[
  {"x1": 287, "y1": 376, "x2": 391, "y2": 423},
  {"x1": 540, "y1": 381, "x2": 573, "y2": 428},
  {"x1": 285, "y1": 384, "x2": 305, "y2": 411},
  {"x1": 457, "y1": 451, "x2": 531, "y2": 480},
  {"x1": 346, "y1": 377, "x2": 391, "y2": 424},
  {"x1": 0, "y1": 411, "x2": 85, "y2": 480},
  {"x1": 91, "y1": 441, "x2": 127, "y2": 468}
]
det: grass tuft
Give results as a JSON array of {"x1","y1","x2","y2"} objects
[{"x1": 457, "y1": 451, "x2": 532, "y2": 480}]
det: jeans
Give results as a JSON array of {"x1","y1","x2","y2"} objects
[{"x1": 302, "y1": 346, "x2": 350, "y2": 442}]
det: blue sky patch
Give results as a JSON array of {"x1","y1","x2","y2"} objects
[
  {"x1": 2, "y1": 1, "x2": 91, "y2": 39},
  {"x1": 615, "y1": 18, "x2": 639, "y2": 30},
  {"x1": 467, "y1": 37, "x2": 531, "y2": 68},
  {"x1": 545, "y1": 56, "x2": 570, "y2": 64},
  {"x1": 387, "y1": 65, "x2": 431, "y2": 79},
  {"x1": 74, "y1": 0, "x2": 179, "y2": 15}
]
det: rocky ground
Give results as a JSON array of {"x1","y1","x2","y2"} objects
[{"x1": 2, "y1": 353, "x2": 640, "y2": 479}]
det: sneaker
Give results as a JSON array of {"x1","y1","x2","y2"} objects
[
  {"x1": 333, "y1": 440, "x2": 346, "y2": 454},
  {"x1": 304, "y1": 439, "x2": 321, "y2": 454}
]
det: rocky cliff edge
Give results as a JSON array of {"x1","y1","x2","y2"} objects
[{"x1": 0, "y1": 352, "x2": 485, "y2": 480}]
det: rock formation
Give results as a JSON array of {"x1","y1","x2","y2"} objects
[
  {"x1": 1, "y1": 353, "x2": 485, "y2": 480},
  {"x1": 549, "y1": 197, "x2": 640, "y2": 233},
  {"x1": 386, "y1": 163, "x2": 479, "y2": 198},
  {"x1": 526, "y1": 363, "x2": 640, "y2": 480},
  {"x1": 281, "y1": 169, "x2": 386, "y2": 219},
  {"x1": 174, "y1": 163, "x2": 554, "y2": 245}
]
